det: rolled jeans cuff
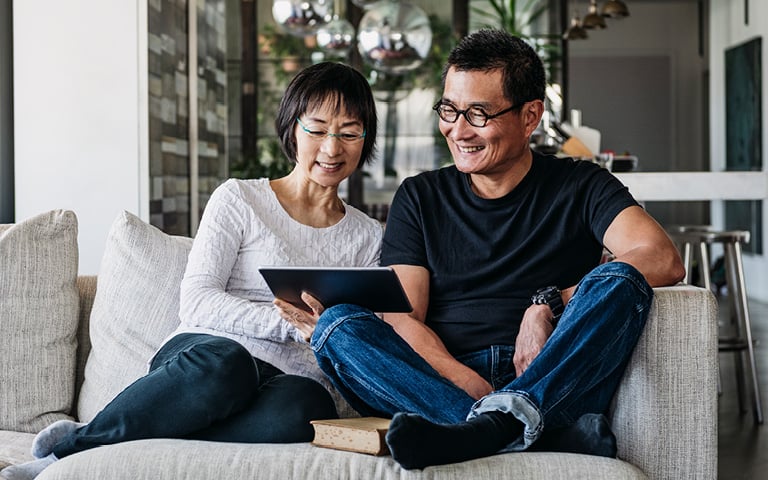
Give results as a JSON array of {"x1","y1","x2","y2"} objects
[{"x1": 468, "y1": 390, "x2": 543, "y2": 452}]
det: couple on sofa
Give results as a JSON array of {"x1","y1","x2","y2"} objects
[{"x1": 1, "y1": 29, "x2": 683, "y2": 480}]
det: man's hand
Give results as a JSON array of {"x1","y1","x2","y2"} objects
[
  {"x1": 514, "y1": 304, "x2": 554, "y2": 376},
  {"x1": 455, "y1": 373, "x2": 494, "y2": 400},
  {"x1": 274, "y1": 291, "x2": 324, "y2": 342}
]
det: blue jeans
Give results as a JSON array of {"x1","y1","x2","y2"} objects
[
  {"x1": 53, "y1": 333, "x2": 337, "y2": 458},
  {"x1": 311, "y1": 261, "x2": 653, "y2": 451}
]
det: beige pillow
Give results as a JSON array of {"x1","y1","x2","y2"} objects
[
  {"x1": 0, "y1": 210, "x2": 79, "y2": 432},
  {"x1": 77, "y1": 211, "x2": 193, "y2": 422}
]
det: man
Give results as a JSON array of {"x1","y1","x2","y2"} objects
[{"x1": 277, "y1": 29, "x2": 685, "y2": 470}]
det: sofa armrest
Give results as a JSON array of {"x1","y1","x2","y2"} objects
[{"x1": 610, "y1": 284, "x2": 718, "y2": 480}]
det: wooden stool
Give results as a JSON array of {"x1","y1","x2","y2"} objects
[{"x1": 668, "y1": 227, "x2": 763, "y2": 424}]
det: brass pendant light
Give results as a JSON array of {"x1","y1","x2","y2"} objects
[
  {"x1": 601, "y1": 0, "x2": 630, "y2": 19},
  {"x1": 582, "y1": 0, "x2": 607, "y2": 29},
  {"x1": 563, "y1": 13, "x2": 588, "y2": 40}
]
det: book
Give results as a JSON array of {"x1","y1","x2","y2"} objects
[{"x1": 310, "y1": 417, "x2": 392, "y2": 456}]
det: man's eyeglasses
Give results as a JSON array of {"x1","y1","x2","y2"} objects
[
  {"x1": 432, "y1": 101, "x2": 526, "y2": 128},
  {"x1": 296, "y1": 118, "x2": 366, "y2": 143}
]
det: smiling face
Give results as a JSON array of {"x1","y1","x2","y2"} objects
[
  {"x1": 439, "y1": 67, "x2": 541, "y2": 178},
  {"x1": 293, "y1": 101, "x2": 366, "y2": 188}
]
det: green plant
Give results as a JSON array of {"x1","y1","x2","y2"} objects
[
  {"x1": 413, "y1": 14, "x2": 456, "y2": 91},
  {"x1": 229, "y1": 137, "x2": 294, "y2": 180},
  {"x1": 259, "y1": 24, "x2": 310, "y2": 58},
  {"x1": 472, "y1": 0, "x2": 548, "y2": 34},
  {"x1": 259, "y1": 23, "x2": 316, "y2": 84},
  {"x1": 471, "y1": 0, "x2": 562, "y2": 82}
]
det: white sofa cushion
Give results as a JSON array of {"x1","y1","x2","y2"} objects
[
  {"x1": 37, "y1": 439, "x2": 647, "y2": 480},
  {"x1": 0, "y1": 210, "x2": 79, "y2": 433},
  {"x1": 77, "y1": 211, "x2": 193, "y2": 422}
]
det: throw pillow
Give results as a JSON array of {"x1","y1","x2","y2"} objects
[
  {"x1": 77, "y1": 211, "x2": 193, "y2": 422},
  {"x1": 0, "y1": 210, "x2": 79, "y2": 433}
]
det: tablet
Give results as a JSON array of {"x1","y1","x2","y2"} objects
[{"x1": 259, "y1": 266, "x2": 412, "y2": 313}]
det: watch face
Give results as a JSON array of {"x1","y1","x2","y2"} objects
[
  {"x1": 532, "y1": 286, "x2": 563, "y2": 316},
  {"x1": 538, "y1": 286, "x2": 559, "y2": 300},
  {"x1": 542, "y1": 286, "x2": 556, "y2": 296}
]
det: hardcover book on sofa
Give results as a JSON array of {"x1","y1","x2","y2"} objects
[{"x1": 310, "y1": 417, "x2": 392, "y2": 456}]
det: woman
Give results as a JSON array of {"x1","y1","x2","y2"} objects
[{"x1": 1, "y1": 62, "x2": 381, "y2": 480}]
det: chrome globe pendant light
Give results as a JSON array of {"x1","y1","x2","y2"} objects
[
  {"x1": 357, "y1": 1, "x2": 432, "y2": 76},
  {"x1": 315, "y1": 0, "x2": 356, "y2": 58},
  {"x1": 350, "y1": 0, "x2": 381, "y2": 9},
  {"x1": 272, "y1": 0, "x2": 332, "y2": 37}
]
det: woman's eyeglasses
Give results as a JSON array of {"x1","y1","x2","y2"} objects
[{"x1": 296, "y1": 118, "x2": 366, "y2": 143}]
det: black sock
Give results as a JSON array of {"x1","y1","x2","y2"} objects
[
  {"x1": 531, "y1": 413, "x2": 617, "y2": 458},
  {"x1": 385, "y1": 411, "x2": 523, "y2": 470}
]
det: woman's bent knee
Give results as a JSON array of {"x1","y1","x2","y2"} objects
[
  {"x1": 258, "y1": 375, "x2": 338, "y2": 442},
  {"x1": 175, "y1": 337, "x2": 259, "y2": 401}
]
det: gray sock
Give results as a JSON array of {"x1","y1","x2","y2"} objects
[
  {"x1": 0, "y1": 454, "x2": 57, "y2": 480},
  {"x1": 31, "y1": 420, "x2": 84, "y2": 459}
]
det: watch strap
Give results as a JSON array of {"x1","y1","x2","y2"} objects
[{"x1": 531, "y1": 286, "x2": 564, "y2": 327}]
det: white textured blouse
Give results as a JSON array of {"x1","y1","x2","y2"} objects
[{"x1": 168, "y1": 178, "x2": 383, "y2": 416}]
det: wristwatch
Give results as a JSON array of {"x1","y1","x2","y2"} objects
[{"x1": 531, "y1": 286, "x2": 565, "y2": 327}]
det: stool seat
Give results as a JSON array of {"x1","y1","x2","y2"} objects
[
  {"x1": 668, "y1": 226, "x2": 763, "y2": 425},
  {"x1": 670, "y1": 229, "x2": 750, "y2": 245}
]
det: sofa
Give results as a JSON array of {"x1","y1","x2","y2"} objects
[{"x1": 1, "y1": 209, "x2": 718, "y2": 479}]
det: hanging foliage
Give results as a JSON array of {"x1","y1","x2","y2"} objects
[{"x1": 470, "y1": 0, "x2": 561, "y2": 82}]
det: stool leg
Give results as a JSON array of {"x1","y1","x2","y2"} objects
[
  {"x1": 726, "y1": 241, "x2": 764, "y2": 424},
  {"x1": 682, "y1": 242, "x2": 693, "y2": 284},
  {"x1": 698, "y1": 242, "x2": 724, "y2": 395},
  {"x1": 699, "y1": 241, "x2": 712, "y2": 292},
  {"x1": 724, "y1": 246, "x2": 747, "y2": 414},
  {"x1": 723, "y1": 251, "x2": 747, "y2": 413}
]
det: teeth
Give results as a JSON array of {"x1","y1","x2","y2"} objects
[
  {"x1": 318, "y1": 162, "x2": 340, "y2": 168},
  {"x1": 458, "y1": 145, "x2": 484, "y2": 153}
]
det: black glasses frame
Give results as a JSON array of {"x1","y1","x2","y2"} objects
[{"x1": 432, "y1": 100, "x2": 527, "y2": 128}]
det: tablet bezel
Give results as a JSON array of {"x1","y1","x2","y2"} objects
[{"x1": 258, "y1": 266, "x2": 413, "y2": 313}]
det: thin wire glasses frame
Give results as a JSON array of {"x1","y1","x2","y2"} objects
[
  {"x1": 432, "y1": 100, "x2": 527, "y2": 128},
  {"x1": 295, "y1": 118, "x2": 366, "y2": 143}
]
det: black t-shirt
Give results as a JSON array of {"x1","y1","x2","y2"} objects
[{"x1": 381, "y1": 153, "x2": 639, "y2": 355}]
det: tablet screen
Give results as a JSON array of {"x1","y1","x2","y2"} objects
[{"x1": 259, "y1": 266, "x2": 412, "y2": 313}]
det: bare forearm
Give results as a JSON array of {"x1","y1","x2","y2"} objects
[
  {"x1": 384, "y1": 314, "x2": 492, "y2": 399},
  {"x1": 603, "y1": 206, "x2": 686, "y2": 288},
  {"x1": 612, "y1": 245, "x2": 685, "y2": 287}
]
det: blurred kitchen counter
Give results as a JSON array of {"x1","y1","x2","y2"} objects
[{"x1": 613, "y1": 171, "x2": 768, "y2": 201}]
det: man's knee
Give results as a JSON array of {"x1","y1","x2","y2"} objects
[
  {"x1": 314, "y1": 303, "x2": 378, "y2": 345},
  {"x1": 582, "y1": 261, "x2": 653, "y2": 302}
]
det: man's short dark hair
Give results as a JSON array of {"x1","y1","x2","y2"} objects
[
  {"x1": 443, "y1": 29, "x2": 546, "y2": 106},
  {"x1": 275, "y1": 62, "x2": 378, "y2": 168}
]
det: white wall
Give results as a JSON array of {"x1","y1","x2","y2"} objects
[
  {"x1": 710, "y1": 0, "x2": 768, "y2": 301},
  {"x1": 13, "y1": 0, "x2": 148, "y2": 274}
]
